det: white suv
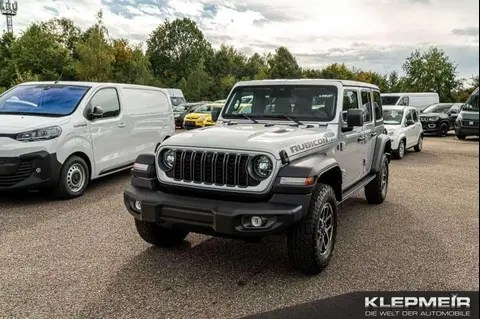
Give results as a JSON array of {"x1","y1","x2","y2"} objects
[{"x1": 383, "y1": 105, "x2": 424, "y2": 159}]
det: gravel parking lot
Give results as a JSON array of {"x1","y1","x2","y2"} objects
[{"x1": 1, "y1": 134, "x2": 478, "y2": 319}]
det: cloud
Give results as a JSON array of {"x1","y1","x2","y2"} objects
[{"x1": 3, "y1": 0, "x2": 479, "y2": 78}]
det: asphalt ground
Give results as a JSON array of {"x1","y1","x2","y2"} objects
[{"x1": 0, "y1": 133, "x2": 478, "y2": 318}]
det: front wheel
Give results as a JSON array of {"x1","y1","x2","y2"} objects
[
  {"x1": 364, "y1": 153, "x2": 389, "y2": 204},
  {"x1": 393, "y1": 139, "x2": 405, "y2": 159},
  {"x1": 53, "y1": 155, "x2": 90, "y2": 199},
  {"x1": 135, "y1": 220, "x2": 189, "y2": 247},
  {"x1": 287, "y1": 183, "x2": 338, "y2": 275},
  {"x1": 437, "y1": 123, "x2": 448, "y2": 137}
]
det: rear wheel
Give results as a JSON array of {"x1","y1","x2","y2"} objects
[
  {"x1": 414, "y1": 135, "x2": 423, "y2": 152},
  {"x1": 135, "y1": 220, "x2": 189, "y2": 247},
  {"x1": 365, "y1": 153, "x2": 389, "y2": 204},
  {"x1": 287, "y1": 183, "x2": 338, "y2": 275}
]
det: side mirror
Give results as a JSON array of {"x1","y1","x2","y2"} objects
[
  {"x1": 345, "y1": 109, "x2": 364, "y2": 127},
  {"x1": 211, "y1": 108, "x2": 221, "y2": 122},
  {"x1": 91, "y1": 106, "x2": 104, "y2": 119},
  {"x1": 406, "y1": 119, "x2": 415, "y2": 126}
]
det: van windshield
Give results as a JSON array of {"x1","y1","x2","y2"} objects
[
  {"x1": 222, "y1": 85, "x2": 338, "y2": 122},
  {"x1": 381, "y1": 96, "x2": 400, "y2": 105},
  {"x1": 463, "y1": 89, "x2": 479, "y2": 112},
  {"x1": 0, "y1": 84, "x2": 90, "y2": 117},
  {"x1": 171, "y1": 97, "x2": 186, "y2": 106}
]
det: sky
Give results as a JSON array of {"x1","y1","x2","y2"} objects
[{"x1": 3, "y1": 0, "x2": 479, "y2": 81}]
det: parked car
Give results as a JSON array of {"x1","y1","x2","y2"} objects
[
  {"x1": 455, "y1": 87, "x2": 479, "y2": 140},
  {"x1": 448, "y1": 103, "x2": 464, "y2": 124},
  {"x1": 0, "y1": 81, "x2": 175, "y2": 199},
  {"x1": 419, "y1": 103, "x2": 458, "y2": 137},
  {"x1": 124, "y1": 79, "x2": 392, "y2": 275},
  {"x1": 182, "y1": 103, "x2": 223, "y2": 130},
  {"x1": 383, "y1": 105, "x2": 424, "y2": 159},
  {"x1": 381, "y1": 92, "x2": 439, "y2": 111},
  {"x1": 173, "y1": 102, "x2": 208, "y2": 128}
]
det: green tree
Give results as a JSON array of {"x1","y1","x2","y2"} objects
[
  {"x1": 354, "y1": 70, "x2": 388, "y2": 92},
  {"x1": 0, "y1": 32, "x2": 16, "y2": 88},
  {"x1": 147, "y1": 18, "x2": 212, "y2": 85},
  {"x1": 181, "y1": 59, "x2": 214, "y2": 101},
  {"x1": 267, "y1": 47, "x2": 301, "y2": 79},
  {"x1": 11, "y1": 23, "x2": 74, "y2": 81},
  {"x1": 402, "y1": 46, "x2": 460, "y2": 102},
  {"x1": 74, "y1": 11, "x2": 114, "y2": 81},
  {"x1": 40, "y1": 17, "x2": 81, "y2": 56},
  {"x1": 320, "y1": 63, "x2": 355, "y2": 80},
  {"x1": 111, "y1": 39, "x2": 156, "y2": 85}
]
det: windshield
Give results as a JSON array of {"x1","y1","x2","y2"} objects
[
  {"x1": 381, "y1": 96, "x2": 400, "y2": 106},
  {"x1": 222, "y1": 85, "x2": 338, "y2": 122},
  {"x1": 463, "y1": 88, "x2": 479, "y2": 112},
  {"x1": 171, "y1": 97, "x2": 186, "y2": 107},
  {"x1": 421, "y1": 103, "x2": 452, "y2": 113},
  {"x1": 0, "y1": 84, "x2": 90, "y2": 116},
  {"x1": 173, "y1": 105, "x2": 186, "y2": 112},
  {"x1": 383, "y1": 109, "x2": 404, "y2": 125}
]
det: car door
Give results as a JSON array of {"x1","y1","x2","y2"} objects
[
  {"x1": 404, "y1": 109, "x2": 417, "y2": 148},
  {"x1": 336, "y1": 88, "x2": 364, "y2": 188},
  {"x1": 85, "y1": 86, "x2": 131, "y2": 176},
  {"x1": 411, "y1": 108, "x2": 422, "y2": 142},
  {"x1": 360, "y1": 88, "x2": 375, "y2": 177}
]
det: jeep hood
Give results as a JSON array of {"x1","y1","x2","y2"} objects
[
  {"x1": 162, "y1": 125, "x2": 337, "y2": 159},
  {"x1": 420, "y1": 112, "x2": 447, "y2": 118}
]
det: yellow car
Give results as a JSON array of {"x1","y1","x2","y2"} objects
[{"x1": 183, "y1": 103, "x2": 224, "y2": 130}]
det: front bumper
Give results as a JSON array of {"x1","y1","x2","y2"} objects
[
  {"x1": 124, "y1": 185, "x2": 310, "y2": 238},
  {"x1": 421, "y1": 121, "x2": 440, "y2": 132},
  {"x1": 0, "y1": 151, "x2": 61, "y2": 191},
  {"x1": 455, "y1": 126, "x2": 480, "y2": 136}
]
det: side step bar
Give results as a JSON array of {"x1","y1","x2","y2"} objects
[{"x1": 338, "y1": 174, "x2": 376, "y2": 205}]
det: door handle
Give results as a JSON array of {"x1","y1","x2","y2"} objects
[
  {"x1": 118, "y1": 123, "x2": 126, "y2": 128},
  {"x1": 357, "y1": 136, "x2": 366, "y2": 142},
  {"x1": 371, "y1": 132, "x2": 377, "y2": 137}
]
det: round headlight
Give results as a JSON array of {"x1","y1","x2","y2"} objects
[
  {"x1": 162, "y1": 149, "x2": 175, "y2": 170},
  {"x1": 251, "y1": 155, "x2": 273, "y2": 179}
]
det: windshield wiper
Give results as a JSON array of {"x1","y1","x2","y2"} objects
[
  {"x1": 274, "y1": 114, "x2": 304, "y2": 126},
  {"x1": 237, "y1": 114, "x2": 259, "y2": 124}
]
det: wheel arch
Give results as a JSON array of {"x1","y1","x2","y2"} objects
[
  {"x1": 316, "y1": 166, "x2": 342, "y2": 202},
  {"x1": 64, "y1": 151, "x2": 93, "y2": 180},
  {"x1": 372, "y1": 135, "x2": 392, "y2": 173}
]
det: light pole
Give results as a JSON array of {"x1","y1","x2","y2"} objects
[{"x1": 0, "y1": 0, "x2": 18, "y2": 34}]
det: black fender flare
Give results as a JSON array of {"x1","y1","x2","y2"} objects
[
  {"x1": 371, "y1": 134, "x2": 392, "y2": 173},
  {"x1": 277, "y1": 153, "x2": 341, "y2": 179}
]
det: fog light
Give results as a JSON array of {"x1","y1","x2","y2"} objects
[
  {"x1": 35, "y1": 168, "x2": 41, "y2": 173},
  {"x1": 251, "y1": 216, "x2": 263, "y2": 227},
  {"x1": 133, "y1": 200, "x2": 142, "y2": 211}
]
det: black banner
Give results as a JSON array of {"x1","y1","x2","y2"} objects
[{"x1": 242, "y1": 291, "x2": 479, "y2": 319}]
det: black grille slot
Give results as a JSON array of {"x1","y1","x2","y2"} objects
[
  {"x1": 462, "y1": 120, "x2": 479, "y2": 127},
  {"x1": 169, "y1": 150, "x2": 262, "y2": 187},
  {"x1": 0, "y1": 160, "x2": 34, "y2": 187}
]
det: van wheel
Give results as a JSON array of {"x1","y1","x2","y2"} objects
[
  {"x1": 287, "y1": 183, "x2": 338, "y2": 275},
  {"x1": 53, "y1": 156, "x2": 90, "y2": 199}
]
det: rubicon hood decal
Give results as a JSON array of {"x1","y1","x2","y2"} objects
[{"x1": 289, "y1": 136, "x2": 335, "y2": 154}]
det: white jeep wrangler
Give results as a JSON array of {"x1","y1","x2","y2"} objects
[{"x1": 124, "y1": 79, "x2": 392, "y2": 275}]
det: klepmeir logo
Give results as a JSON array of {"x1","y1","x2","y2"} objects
[{"x1": 364, "y1": 294, "x2": 471, "y2": 317}]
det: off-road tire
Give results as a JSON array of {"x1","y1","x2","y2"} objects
[
  {"x1": 437, "y1": 122, "x2": 449, "y2": 137},
  {"x1": 287, "y1": 183, "x2": 338, "y2": 275},
  {"x1": 414, "y1": 135, "x2": 423, "y2": 152},
  {"x1": 53, "y1": 155, "x2": 90, "y2": 199},
  {"x1": 456, "y1": 134, "x2": 466, "y2": 140},
  {"x1": 365, "y1": 153, "x2": 389, "y2": 204},
  {"x1": 135, "y1": 219, "x2": 189, "y2": 247},
  {"x1": 392, "y1": 139, "x2": 405, "y2": 159}
]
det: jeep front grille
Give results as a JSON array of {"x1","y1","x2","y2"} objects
[{"x1": 169, "y1": 150, "x2": 260, "y2": 187}]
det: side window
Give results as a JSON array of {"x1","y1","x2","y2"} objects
[
  {"x1": 89, "y1": 88, "x2": 120, "y2": 119},
  {"x1": 404, "y1": 97, "x2": 410, "y2": 106},
  {"x1": 412, "y1": 109, "x2": 419, "y2": 122},
  {"x1": 373, "y1": 90, "x2": 383, "y2": 121},
  {"x1": 342, "y1": 89, "x2": 359, "y2": 122},
  {"x1": 405, "y1": 109, "x2": 413, "y2": 124},
  {"x1": 360, "y1": 90, "x2": 373, "y2": 122}
]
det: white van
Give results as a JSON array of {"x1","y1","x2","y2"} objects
[
  {"x1": 381, "y1": 92, "x2": 439, "y2": 110},
  {"x1": 0, "y1": 81, "x2": 175, "y2": 199},
  {"x1": 166, "y1": 88, "x2": 187, "y2": 107}
]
